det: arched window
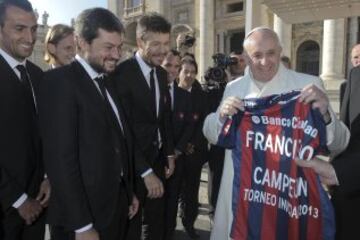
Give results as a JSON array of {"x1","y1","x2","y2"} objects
[{"x1": 296, "y1": 40, "x2": 320, "y2": 76}]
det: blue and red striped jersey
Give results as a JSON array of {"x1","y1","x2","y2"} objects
[{"x1": 217, "y1": 90, "x2": 334, "y2": 240}]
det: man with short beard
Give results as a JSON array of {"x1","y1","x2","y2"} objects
[
  {"x1": 39, "y1": 8, "x2": 138, "y2": 240},
  {"x1": 0, "y1": 0, "x2": 49, "y2": 239},
  {"x1": 112, "y1": 13, "x2": 175, "y2": 240}
]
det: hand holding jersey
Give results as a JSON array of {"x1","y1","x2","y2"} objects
[{"x1": 204, "y1": 27, "x2": 349, "y2": 240}]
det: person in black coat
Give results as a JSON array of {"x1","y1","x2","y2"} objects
[
  {"x1": 0, "y1": 1, "x2": 49, "y2": 239},
  {"x1": 177, "y1": 58, "x2": 209, "y2": 239},
  {"x1": 331, "y1": 65, "x2": 360, "y2": 240},
  {"x1": 161, "y1": 50, "x2": 194, "y2": 240},
  {"x1": 38, "y1": 8, "x2": 138, "y2": 240},
  {"x1": 297, "y1": 66, "x2": 360, "y2": 240},
  {"x1": 111, "y1": 13, "x2": 175, "y2": 240}
]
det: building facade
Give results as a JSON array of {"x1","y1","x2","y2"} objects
[{"x1": 108, "y1": 0, "x2": 360, "y2": 111}]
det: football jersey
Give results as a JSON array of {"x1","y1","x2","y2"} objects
[{"x1": 217, "y1": 90, "x2": 334, "y2": 240}]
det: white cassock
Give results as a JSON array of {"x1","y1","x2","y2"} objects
[{"x1": 203, "y1": 64, "x2": 350, "y2": 240}]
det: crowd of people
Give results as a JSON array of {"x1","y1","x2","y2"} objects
[{"x1": 0, "y1": 0, "x2": 359, "y2": 240}]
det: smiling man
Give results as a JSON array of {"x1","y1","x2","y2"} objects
[
  {"x1": 112, "y1": 13, "x2": 175, "y2": 240},
  {"x1": 0, "y1": 0, "x2": 49, "y2": 239},
  {"x1": 203, "y1": 27, "x2": 350, "y2": 240},
  {"x1": 39, "y1": 8, "x2": 138, "y2": 240}
]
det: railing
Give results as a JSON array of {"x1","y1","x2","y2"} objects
[{"x1": 125, "y1": 4, "x2": 144, "y2": 17}]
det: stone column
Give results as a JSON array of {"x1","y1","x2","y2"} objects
[
  {"x1": 108, "y1": 0, "x2": 121, "y2": 16},
  {"x1": 217, "y1": 31, "x2": 225, "y2": 53},
  {"x1": 321, "y1": 19, "x2": 346, "y2": 90},
  {"x1": 273, "y1": 14, "x2": 292, "y2": 59},
  {"x1": 199, "y1": 0, "x2": 215, "y2": 82},
  {"x1": 321, "y1": 19, "x2": 347, "y2": 113},
  {"x1": 245, "y1": 0, "x2": 270, "y2": 34}
]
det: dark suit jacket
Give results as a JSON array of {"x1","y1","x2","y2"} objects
[
  {"x1": 171, "y1": 83, "x2": 193, "y2": 153},
  {"x1": 111, "y1": 57, "x2": 174, "y2": 175},
  {"x1": 188, "y1": 81, "x2": 209, "y2": 153},
  {"x1": 0, "y1": 55, "x2": 44, "y2": 212},
  {"x1": 331, "y1": 66, "x2": 360, "y2": 240},
  {"x1": 39, "y1": 60, "x2": 134, "y2": 231},
  {"x1": 339, "y1": 81, "x2": 347, "y2": 111}
]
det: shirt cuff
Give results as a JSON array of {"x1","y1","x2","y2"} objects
[
  {"x1": 75, "y1": 224, "x2": 93, "y2": 233},
  {"x1": 12, "y1": 193, "x2": 28, "y2": 208},
  {"x1": 325, "y1": 110, "x2": 336, "y2": 146},
  {"x1": 141, "y1": 168, "x2": 153, "y2": 178}
]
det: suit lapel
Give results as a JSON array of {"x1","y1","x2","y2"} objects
[
  {"x1": 71, "y1": 61, "x2": 108, "y2": 118},
  {"x1": 349, "y1": 67, "x2": 360, "y2": 125},
  {"x1": 340, "y1": 79, "x2": 350, "y2": 124},
  {"x1": 131, "y1": 58, "x2": 156, "y2": 117},
  {"x1": 0, "y1": 54, "x2": 22, "y2": 87}
]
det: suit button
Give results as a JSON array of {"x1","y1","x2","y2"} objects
[
  {"x1": 114, "y1": 147, "x2": 120, "y2": 154},
  {"x1": 152, "y1": 141, "x2": 158, "y2": 146}
]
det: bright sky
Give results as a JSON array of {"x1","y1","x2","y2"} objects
[{"x1": 29, "y1": 0, "x2": 107, "y2": 26}]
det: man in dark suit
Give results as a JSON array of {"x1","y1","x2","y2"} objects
[
  {"x1": 331, "y1": 65, "x2": 360, "y2": 240},
  {"x1": 39, "y1": 8, "x2": 138, "y2": 240},
  {"x1": 177, "y1": 58, "x2": 208, "y2": 239},
  {"x1": 0, "y1": 1, "x2": 49, "y2": 239},
  {"x1": 297, "y1": 66, "x2": 360, "y2": 240},
  {"x1": 340, "y1": 43, "x2": 360, "y2": 109},
  {"x1": 161, "y1": 50, "x2": 194, "y2": 240},
  {"x1": 112, "y1": 13, "x2": 175, "y2": 240}
]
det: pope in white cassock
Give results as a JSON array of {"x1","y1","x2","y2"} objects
[{"x1": 202, "y1": 27, "x2": 350, "y2": 240}]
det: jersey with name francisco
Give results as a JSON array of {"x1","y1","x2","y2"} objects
[{"x1": 217, "y1": 90, "x2": 334, "y2": 240}]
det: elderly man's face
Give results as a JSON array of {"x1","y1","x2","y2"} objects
[
  {"x1": 245, "y1": 31, "x2": 282, "y2": 82},
  {"x1": 351, "y1": 44, "x2": 360, "y2": 67}
]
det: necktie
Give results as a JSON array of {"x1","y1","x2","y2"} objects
[
  {"x1": 94, "y1": 76, "x2": 123, "y2": 133},
  {"x1": 94, "y1": 76, "x2": 126, "y2": 177},
  {"x1": 150, "y1": 69, "x2": 157, "y2": 113},
  {"x1": 16, "y1": 65, "x2": 37, "y2": 112},
  {"x1": 168, "y1": 84, "x2": 174, "y2": 110}
]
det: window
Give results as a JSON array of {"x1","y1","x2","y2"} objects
[
  {"x1": 127, "y1": 0, "x2": 141, "y2": 8},
  {"x1": 177, "y1": 11, "x2": 188, "y2": 22},
  {"x1": 227, "y1": 2, "x2": 244, "y2": 13},
  {"x1": 296, "y1": 40, "x2": 320, "y2": 76}
]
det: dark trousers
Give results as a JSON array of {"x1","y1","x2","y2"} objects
[
  {"x1": 164, "y1": 155, "x2": 185, "y2": 240},
  {"x1": 180, "y1": 150, "x2": 206, "y2": 227},
  {"x1": 332, "y1": 191, "x2": 360, "y2": 240},
  {"x1": 51, "y1": 185, "x2": 129, "y2": 240},
  {"x1": 208, "y1": 145, "x2": 225, "y2": 209},
  {"x1": 126, "y1": 160, "x2": 166, "y2": 240},
  {"x1": 1, "y1": 207, "x2": 45, "y2": 240}
]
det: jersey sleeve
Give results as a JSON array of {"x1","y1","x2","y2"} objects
[{"x1": 216, "y1": 112, "x2": 243, "y2": 149}]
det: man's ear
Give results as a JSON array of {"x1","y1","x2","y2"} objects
[
  {"x1": 76, "y1": 35, "x2": 89, "y2": 52},
  {"x1": 243, "y1": 52, "x2": 251, "y2": 64},
  {"x1": 136, "y1": 37, "x2": 144, "y2": 50},
  {"x1": 47, "y1": 43, "x2": 56, "y2": 55}
]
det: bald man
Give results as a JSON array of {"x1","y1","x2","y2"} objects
[
  {"x1": 340, "y1": 44, "x2": 360, "y2": 106},
  {"x1": 203, "y1": 27, "x2": 349, "y2": 240}
]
